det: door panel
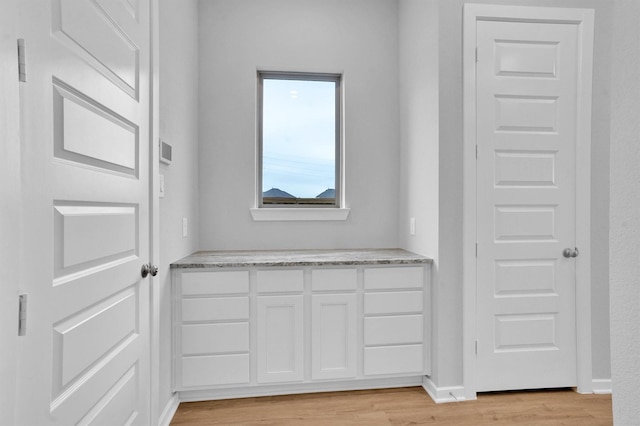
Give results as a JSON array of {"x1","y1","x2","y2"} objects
[
  {"x1": 257, "y1": 295, "x2": 304, "y2": 384},
  {"x1": 311, "y1": 294, "x2": 357, "y2": 380},
  {"x1": 476, "y1": 20, "x2": 579, "y2": 392},
  {"x1": 53, "y1": 82, "x2": 138, "y2": 174},
  {"x1": 16, "y1": 0, "x2": 151, "y2": 424},
  {"x1": 52, "y1": 0, "x2": 141, "y2": 97}
]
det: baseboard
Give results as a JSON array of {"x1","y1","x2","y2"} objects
[
  {"x1": 178, "y1": 376, "x2": 424, "y2": 402},
  {"x1": 592, "y1": 379, "x2": 612, "y2": 395},
  {"x1": 422, "y1": 377, "x2": 468, "y2": 403},
  {"x1": 158, "y1": 393, "x2": 180, "y2": 426}
]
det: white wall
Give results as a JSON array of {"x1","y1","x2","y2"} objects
[
  {"x1": 198, "y1": 0, "x2": 400, "y2": 250},
  {"x1": 398, "y1": 0, "x2": 440, "y2": 383},
  {"x1": 158, "y1": 0, "x2": 200, "y2": 415},
  {"x1": 590, "y1": 0, "x2": 613, "y2": 383},
  {"x1": 167, "y1": 0, "x2": 613, "y2": 403},
  {"x1": 434, "y1": 0, "x2": 612, "y2": 388},
  {"x1": 609, "y1": 0, "x2": 640, "y2": 422},
  {"x1": 398, "y1": 0, "x2": 439, "y2": 263}
]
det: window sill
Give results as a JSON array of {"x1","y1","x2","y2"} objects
[{"x1": 250, "y1": 207, "x2": 350, "y2": 222}]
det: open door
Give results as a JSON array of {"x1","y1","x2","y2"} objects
[{"x1": 15, "y1": 0, "x2": 153, "y2": 423}]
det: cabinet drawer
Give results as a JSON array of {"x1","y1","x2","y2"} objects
[
  {"x1": 364, "y1": 345, "x2": 424, "y2": 376},
  {"x1": 311, "y1": 268, "x2": 357, "y2": 292},
  {"x1": 181, "y1": 271, "x2": 249, "y2": 295},
  {"x1": 257, "y1": 269, "x2": 303, "y2": 293},
  {"x1": 182, "y1": 297, "x2": 249, "y2": 322},
  {"x1": 182, "y1": 322, "x2": 249, "y2": 355},
  {"x1": 364, "y1": 291, "x2": 423, "y2": 315},
  {"x1": 364, "y1": 267, "x2": 424, "y2": 290},
  {"x1": 364, "y1": 315, "x2": 423, "y2": 346},
  {"x1": 181, "y1": 354, "x2": 250, "y2": 388}
]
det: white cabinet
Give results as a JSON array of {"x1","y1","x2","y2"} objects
[
  {"x1": 172, "y1": 254, "x2": 430, "y2": 400},
  {"x1": 176, "y1": 271, "x2": 250, "y2": 389},
  {"x1": 363, "y1": 266, "x2": 427, "y2": 376},
  {"x1": 256, "y1": 270, "x2": 304, "y2": 383},
  {"x1": 311, "y1": 268, "x2": 357, "y2": 380},
  {"x1": 257, "y1": 294, "x2": 304, "y2": 383}
]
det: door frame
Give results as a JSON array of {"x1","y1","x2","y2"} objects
[
  {"x1": 462, "y1": 4, "x2": 594, "y2": 400},
  {"x1": 0, "y1": 0, "x2": 20, "y2": 422},
  {"x1": 149, "y1": 0, "x2": 162, "y2": 424}
]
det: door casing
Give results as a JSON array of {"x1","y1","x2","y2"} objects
[
  {"x1": 462, "y1": 3, "x2": 594, "y2": 400},
  {"x1": 0, "y1": 0, "x2": 20, "y2": 423}
]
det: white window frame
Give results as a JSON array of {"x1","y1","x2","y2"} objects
[{"x1": 252, "y1": 71, "x2": 349, "y2": 221}]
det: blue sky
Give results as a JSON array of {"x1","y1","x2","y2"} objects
[{"x1": 262, "y1": 78, "x2": 335, "y2": 198}]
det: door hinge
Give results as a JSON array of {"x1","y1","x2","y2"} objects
[
  {"x1": 475, "y1": 243, "x2": 478, "y2": 257},
  {"x1": 18, "y1": 294, "x2": 27, "y2": 336},
  {"x1": 17, "y1": 39, "x2": 26, "y2": 82},
  {"x1": 475, "y1": 340, "x2": 478, "y2": 355}
]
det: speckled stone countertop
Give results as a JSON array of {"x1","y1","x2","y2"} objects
[{"x1": 170, "y1": 248, "x2": 432, "y2": 269}]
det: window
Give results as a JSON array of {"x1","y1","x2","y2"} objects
[{"x1": 258, "y1": 71, "x2": 341, "y2": 208}]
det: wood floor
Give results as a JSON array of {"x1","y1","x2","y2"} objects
[{"x1": 170, "y1": 387, "x2": 612, "y2": 425}]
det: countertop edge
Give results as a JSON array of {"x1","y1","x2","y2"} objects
[{"x1": 170, "y1": 249, "x2": 433, "y2": 269}]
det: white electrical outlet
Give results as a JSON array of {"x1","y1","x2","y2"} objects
[
  {"x1": 182, "y1": 218, "x2": 188, "y2": 237},
  {"x1": 409, "y1": 217, "x2": 416, "y2": 235}
]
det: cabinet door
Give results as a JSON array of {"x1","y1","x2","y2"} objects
[
  {"x1": 311, "y1": 294, "x2": 357, "y2": 380},
  {"x1": 257, "y1": 295, "x2": 304, "y2": 383}
]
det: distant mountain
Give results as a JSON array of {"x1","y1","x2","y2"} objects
[
  {"x1": 316, "y1": 188, "x2": 335, "y2": 199},
  {"x1": 263, "y1": 188, "x2": 295, "y2": 198}
]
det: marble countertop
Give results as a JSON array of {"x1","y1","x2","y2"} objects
[{"x1": 171, "y1": 248, "x2": 432, "y2": 269}]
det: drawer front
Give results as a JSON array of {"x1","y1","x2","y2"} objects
[
  {"x1": 181, "y1": 354, "x2": 250, "y2": 388},
  {"x1": 364, "y1": 315, "x2": 423, "y2": 346},
  {"x1": 364, "y1": 345, "x2": 424, "y2": 376},
  {"x1": 311, "y1": 268, "x2": 357, "y2": 292},
  {"x1": 364, "y1": 291, "x2": 423, "y2": 315},
  {"x1": 182, "y1": 322, "x2": 249, "y2": 355},
  {"x1": 181, "y1": 270, "x2": 249, "y2": 296},
  {"x1": 182, "y1": 297, "x2": 249, "y2": 322},
  {"x1": 257, "y1": 269, "x2": 304, "y2": 293},
  {"x1": 364, "y1": 266, "x2": 424, "y2": 290}
]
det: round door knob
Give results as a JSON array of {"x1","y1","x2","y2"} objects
[
  {"x1": 141, "y1": 263, "x2": 159, "y2": 278},
  {"x1": 562, "y1": 247, "x2": 579, "y2": 258}
]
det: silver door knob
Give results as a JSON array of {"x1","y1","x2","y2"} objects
[
  {"x1": 562, "y1": 247, "x2": 579, "y2": 258},
  {"x1": 141, "y1": 263, "x2": 159, "y2": 278}
]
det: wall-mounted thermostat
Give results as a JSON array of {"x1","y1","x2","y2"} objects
[{"x1": 160, "y1": 139, "x2": 172, "y2": 164}]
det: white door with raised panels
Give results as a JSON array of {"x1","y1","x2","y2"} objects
[
  {"x1": 15, "y1": 0, "x2": 152, "y2": 424},
  {"x1": 475, "y1": 13, "x2": 592, "y2": 392}
]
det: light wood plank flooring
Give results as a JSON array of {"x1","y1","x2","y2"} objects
[{"x1": 170, "y1": 387, "x2": 612, "y2": 425}]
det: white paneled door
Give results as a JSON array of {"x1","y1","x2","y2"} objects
[
  {"x1": 475, "y1": 15, "x2": 591, "y2": 391},
  {"x1": 16, "y1": 0, "x2": 152, "y2": 424}
]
